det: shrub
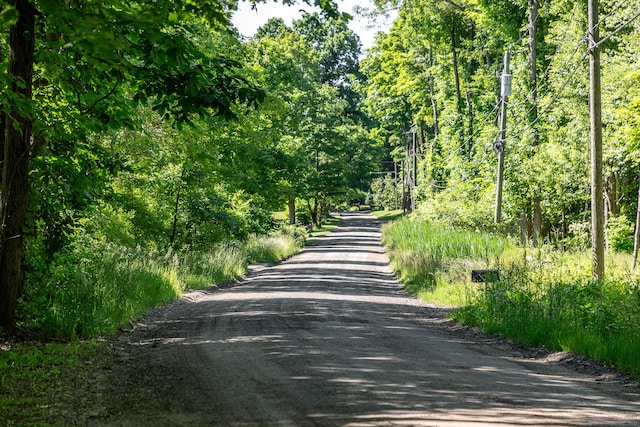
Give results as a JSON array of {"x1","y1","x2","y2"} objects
[{"x1": 607, "y1": 214, "x2": 634, "y2": 253}]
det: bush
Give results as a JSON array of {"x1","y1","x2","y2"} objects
[
  {"x1": 607, "y1": 214, "x2": 634, "y2": 253},
  {"x1": 295, "y1": 209, "x2": 312, "y2": 226},
  {"x1": 19, "y1": 222, "x2": 308, "y2": 339},
  {"x1": 370, "y1": 174, "x2": 398, "y2": 210}
]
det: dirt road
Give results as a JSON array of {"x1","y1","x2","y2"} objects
[{"x1": 77, "y1": 212, "x2": 640, "y2": 426}]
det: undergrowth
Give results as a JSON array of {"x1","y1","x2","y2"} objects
[
  {"x1": 0, "y1": 341, "x2": 95, "y2": 426},
  {"x1": 18, "y1": 225, "x2": 308, "y2": 340}
]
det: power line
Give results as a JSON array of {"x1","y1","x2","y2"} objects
[{"x1": 594, "y1": 9, "x2": 640, "y2": 49}]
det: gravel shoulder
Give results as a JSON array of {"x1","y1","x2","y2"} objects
[{"x1": 55, "y1": 212, "x2": 640, "y2": 426}]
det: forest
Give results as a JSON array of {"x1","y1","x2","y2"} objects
[
  {"x1": 1, "y1": 0, "x2": 639, "y2": 344},
  {"x1": 366, "y1": 0, "x2": 640, "y2": 254}
]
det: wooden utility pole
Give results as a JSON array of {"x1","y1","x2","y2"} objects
[
  {"x1": 632, "y1": 171, "x2": 640, "y2": 270},
  {"x1": 412, "y1": 130, "x2": 417, "y2": 212},
  {"x1": 529, "y1": 0, "x2": 543, "y2": 246},
  {"x1": 588, "y1": 0, "x2": 605, "y2": 280},
  {"x1": 494, "y1": 50, "x2": 511, "y2": 223}
]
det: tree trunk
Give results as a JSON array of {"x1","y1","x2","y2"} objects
[
  {"x1": 0, "y1": 0, "x2": 36, "y2": 333},
  {"x1": 165, "y1": 185, "x2": 182, "y2": 260},
  {"x1": 533, "y1": 197, "x2": 542, "y2": 246},
  {"x1": 450, "y1": 25, "x2": 462, "y2": 109},
  {"x1": 465, "y1": 89, "x2": 474, "y2": 158},
  {"x1": 428, "y1": 46, "x2": 439, "y2": 139},
  {"x1": 561, "y1": 206, "x2": 567, "y2": 251},
  {"x1": 528, "y1": 0, "x2": 543, "y2": 248},
  {"x1": 632, "y1": 170, "x2": 640, "y2": 270},
  {"x1": 429, "y1": 73, "x2": 439, "y2": 138},
  {"x1": 288, "y1": 198, "x2": 296, "y2": 225},
  {"x1": 605, "y1": 172, "x2": 620, "y2": 215},
  {"x1": 307, "y1": 198, "x2": 319, "y2": 228}
]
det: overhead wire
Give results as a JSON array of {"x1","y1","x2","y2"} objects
[
  {"x1": 414, "y1": 0, "x2": 640, "y2": 191},
  {"x1": 508, "y1": 2, "x2": 640, "y2": 142}
]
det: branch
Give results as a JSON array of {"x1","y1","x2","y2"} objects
[{"x1": 80, "y1": 74, "x2": 122, "y2": 116}]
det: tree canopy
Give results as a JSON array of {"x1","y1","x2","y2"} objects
[{"x1": 0, "y1": 0, "x2": 365, "y2": 333}]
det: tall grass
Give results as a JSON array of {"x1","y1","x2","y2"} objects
[
  {"x1": 454, "y1": 274, "x2": 640, "y2": 377},
  {"x1": 20, "y1": 226, "x2": 307, "y2": 339},
  {"x1": 382, "y1": 217, "x2": 513, "y2": 305},
  {"x1": 382, "y1": 216, "x2": 640, "y2": 377}
]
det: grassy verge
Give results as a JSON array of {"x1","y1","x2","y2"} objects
[
  {"x1": 382, "y1": 216, "x2": 513, "y2": 306},
  {"x1": 452, "y1": 262, "x2": 640, "y2": 378},
  {"x1": 371, "y1": 209, "x2": 405, "y2": 222},
  {"x1": 381, "y1": 214, "x2": 640, "y2": 378},
  {"x1": 20, "y1": 226, "x2": 308, "y2": 340},
  {"x1": 4, "y1": 225, "x2": 311, "y2": 425},
  {"x1": 308, "y1": 214, "x2": 342, "y2": 238},
  {"x1": 0, "y1": 340, "x2": 95, "y2": 426}
]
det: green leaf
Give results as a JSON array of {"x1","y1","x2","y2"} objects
[{"x1": 0, "y1": 6, "x2": 19, "y2": 26}]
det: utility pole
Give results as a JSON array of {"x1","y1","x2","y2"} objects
[
  {"x1": 589, "y1": 0, "x2": 605, "y2": 280},
  {"x1": 494, "y1": 49, "x2": 511, "y2": 223},
  {"x1": 412, "y1": 130, "x2": 417, "y2": 212},
  {"x1": 394, "y1": 161, "x2": 399, "y2": 210}
]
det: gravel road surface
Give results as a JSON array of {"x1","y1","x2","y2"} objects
[{"x1": 78, "y1": 212, "x2": 640, "y2": 426}]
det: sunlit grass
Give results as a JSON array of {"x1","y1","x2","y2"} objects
[
  {"x1": 382, "y1": 216, "x2": 513, "y2": 306},
  {"x1": 382, "y1": 215, "x2": 640, "y2": 378},
  {"x1": 371, "y1": 209, "x2": 405, "y2": 222},
  {"x1": 20, "y1": 226, "x2": 309, "y2": 340},
  {"x1": 308, "y1": 215, "x2": 342, "y2": 238}
]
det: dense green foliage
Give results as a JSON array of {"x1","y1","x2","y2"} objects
[
  {"x1": 363, "y1": 0, "x2": 640, "y2": 249},
  {"x1": 1, "y1": 0, "x2": 638, "y2": 386},
  {"x1": 0, "y1": 0, "x2": 378, "y2": 337}
]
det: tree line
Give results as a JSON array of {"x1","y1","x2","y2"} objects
[
  {"x1": 364, "y1": 0, "x2": 640, "y2": 267},
  {"x1": 0, "y1": 1, "x2": 379, "y2": 334}
]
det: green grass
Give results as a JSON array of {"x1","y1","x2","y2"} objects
[
  {"x1": 382, "y1": 217, "x2": 513, "y2": 306},
  {"x1": 371, "y1": 209, "x2": 405, "y2": 222},
  {"x1": 453, "y1": 275, "x2": 640, "y2": 377},
  {"x1": 381, "y1": 215, "x2": 640, "y2": 378},
  {"x1": 308, "y1": 215, "x2": 342, "y2": 238},
  {"x1": 0, "y1": 340, "x2": 96, "y2": 426},
  {"x1": 19, "y1": 226, "x2": 309, "y2": 340}
]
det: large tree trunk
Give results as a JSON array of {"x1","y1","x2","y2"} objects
[{"x1": 0, "y1": 0, "x2": 36, "y2": 333}]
